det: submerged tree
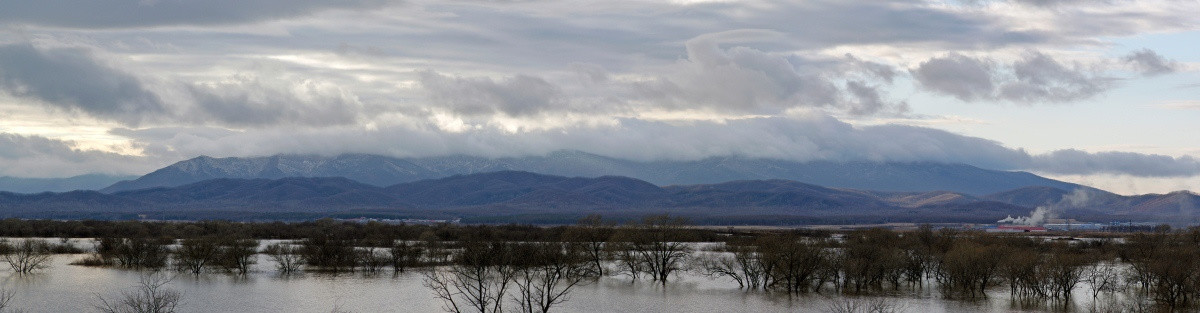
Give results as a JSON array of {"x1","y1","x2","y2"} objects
[
  {"x1": 423, "y1": 239, "x2": 517, "y2": 313},
  {"x1": 216, "y1": 236, "x2": 258, "y2": 275},
  {"x1": 110, "y1": 238, "x2": 171, "y2": 269},
  {"x1": 94, "y1": 271, "x2": 182, "y2": 313},
  {"x1": 299, "y1": 233, "x2": 357, "y2": 272},
  {"x1": 262, "y1": 242, "x2": 304, "y2": 274},
  {"x1": 610, "y1": 214, "x2": 692, "y2": 284},
  {"x1": 173, "y1": 237, "x2": 218, "y2": 274},
  {"x1": 0, "y1": 239, "x2": 54, "y2": 274},
  {"x1": 510, "y1": 242, "x2": 589, "y2": 313},
  {"x1": 0, "y1": 288, "x2": 16, "y2": 313},
  {"x1": 937, "y1": 240, "x2": 1001, "y2": 298},
  {"x1": 389, "y1": 240, "x2": 423, "y2": 273},
  {"x1": 562, "y1": 214, "x2": 612, "y2": 277}
]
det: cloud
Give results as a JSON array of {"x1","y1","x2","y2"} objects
[
  {"x1": 184, "y1": 73, "x2": 365, "y2": 127},
  {"x1": 910, "y1": 53, "x2": 996, "y2": 102},
  {"x1": 1032, "y1": 149, "x2": 1200, "y2": 177},
  {"x1": 0, "y1": 0, "x2": 397, "y2": 28},
  {"x1": 1, "y1": 0, "x2": 1197, "y2": 186},
  {"x1": 627, "y1": 31, "x2": 907, "y2": 116},
  {"x1": 912, "y1": 51, "x2": 1115, "y2": 103},
  {"x1": 1123, "y1": 48, "x2": 1179, "y2": 77},
  {"x1": 105, "y1": 114, "x2": 1028, "y2": 167},
  {"x1": 998, "y1": 51, "x2": 1114, "y2": 103},
  {"x1": 108, "y1": 113, "x2": 1200, "y2": 179},
  {"x1": 0, "y1": 44, "x2": 168, "y2": 126},
  {"x1": 418, "y1": 71, "x2": 567, "y2": 118},
  {"x1": 0, "y1": 132, "x2": 150, "y2": 177},
  {"x1": 845, "y1": 54, "x2": 898, "y2": 84},
  {"x1": 0, "y1": 43, "x2": 367, "y2": 128},
  {"x1": 411, "y1": 31, "x2": 910, "y2": 120},
  {"x1": 1159, "y1": 100, "x2": 1200, "y2": 110}
]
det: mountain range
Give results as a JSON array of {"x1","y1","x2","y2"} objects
[
  {"x1": 2, "y1": 170, "x2": 1196, "y2": 224},
  {"x1": 97, "y1": 151, "x2": 1081, "y2": 195},
  {"x1": 2, "y1": 152, "x2": 1195, "y2": 224},
  {"x1": 0, "y1": 174, "x2": 136, "y2": 194}
]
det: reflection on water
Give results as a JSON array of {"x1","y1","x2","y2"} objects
[{"x1": 0, "y1": 254, "x2": 1131, "y2": 313}]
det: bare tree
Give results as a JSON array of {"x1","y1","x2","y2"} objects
[
  {"x1": 936, "y1": 241, "x2": 1001, "y2": 298},
  {"x1": 1, "y1": 239, "x2": 53, "y2": 274},
  {"x1": 609, "y1": 214, "x2": 692, "y2": 284},
  {"x1": 263, "y1": 242, "x2": 304, "y2": 274},
  {"x1": 300, "y1": 233, "x2": 358, "y2": 272},
  {"x1": 1084, "y1": 261, "x2": 1122, "y2": 300},
  {"x1": 216, "y1": 237, "x2": 258, "y2": 275},
  {"x1": 1043, "y1": 251, "x2": 1087, "y2": 300},
  {"x1": 604, "y1": 240, "x2": 642, "y2": 280},
  {"x1": 562, "y1": 214, "x2": 612, "y2": 277},
  {"x1": 510, "y1": 242, "x2": 588, "y2": 313},
  {"x1": 761, "y1": 236, "x2": 827, "y2": 293},
  {"x1": 113, "y1": 238, "x2": 171, "y2": 269},
  {"x1": 357, "y1": 246, "x2": 389, "y2": 274},
  {"x1": 389, "y1": 241, "x2": 422, "y2": 273},
  {"x1": 696, "y1": 240, "x2": 778, "y2": 290},
  {"x1": 94, "y1": 271, "x2": 182, "y2": 313},
  {"x1": 423, "y1": 240, "x2": 516, "y2": 313},
  {"x1": 173, "y1": 238, "x2": 217, "y2": 274},
  {"x1": 823, "y1": 297, "x2": 905, "y2": 313},
  {"x1": 696, "y1": 251, "x2": 750, "y2": 289},
  {"x1": 0, "y1": 288, "x2": 18, "y2": 313}
]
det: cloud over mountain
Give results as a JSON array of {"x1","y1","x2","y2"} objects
[
  {"x1": 0, "y1": 0, "x2": 1196, "y2": 195},
  {"x1": 0, "y1": 132, "x2": 144, "y2": 178}
]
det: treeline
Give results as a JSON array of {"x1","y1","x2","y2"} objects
[{"x1": 0, "y1": 218, "x2": 728, "y2": 242}]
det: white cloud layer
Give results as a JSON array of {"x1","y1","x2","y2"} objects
[{"x1": 0, "y1": 0, "x2": 1198, "y2": 194}]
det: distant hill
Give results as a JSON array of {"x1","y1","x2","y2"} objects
[
  {"x1": 0, "y1": 171, "x2": 1039, "y2": 223},
  {"x1": 0, "y1": 174, "x2": 137, "y2": 193},
  {"x1": 114, "y1": 177, "x2": 399, "y2": 210},
  {"x1": 1125, "y1": 191, "x2": 1200, "y2": 216},
  {"x1": 6, "y1": 169, "x2": 1196, "y2": 224},
  {"x1": 977, "y1": 186, "x2": 1200, "y2": 219},
  {"x1": 101, "y1": 151, "x2": 1083, "y2": 195}
]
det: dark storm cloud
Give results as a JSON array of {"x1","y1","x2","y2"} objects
[
  {"x1": 0, "y1": 43, "x2": 365, "y2": 128},
  {"x1": 1123, "y1": 48, "x2": 1179, "y2": 77},
  {"x1": 0, "y1": 44, "x2": 168, "y2": 126},
  {"x1": 0, "y1": 0, "x2": 397, "y2": 28},
  {"x1": 912, "y1": 51, "x2": 1115, "y2": 104}
]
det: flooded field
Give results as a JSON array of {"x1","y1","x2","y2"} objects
[{"x1": 0, "y1": 239, "x2": 1140, "y2": 313}]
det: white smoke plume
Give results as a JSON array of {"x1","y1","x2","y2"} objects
[
  {"x1": 998, "y1": 188, "x2": 1094, "y2": 225},
  {"x1": 998, "y1": 206, "x2": 1054, "y2": 225}
]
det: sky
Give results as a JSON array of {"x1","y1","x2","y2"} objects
[{"x1": 0, "y1": 0, "x2": 1197, "y2": 195}]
